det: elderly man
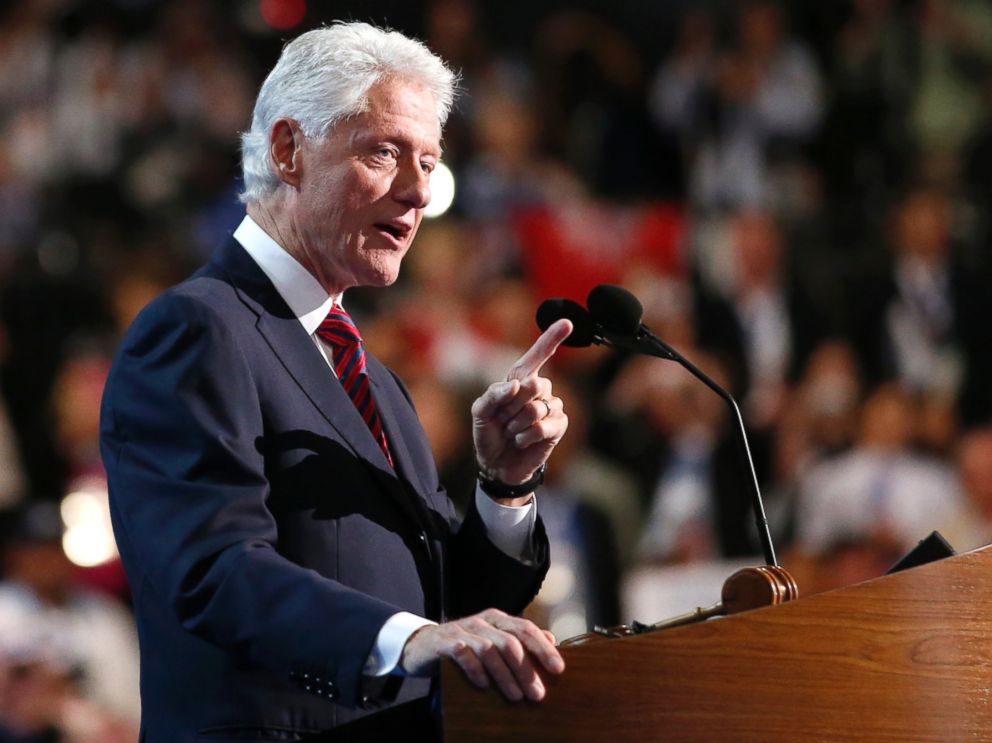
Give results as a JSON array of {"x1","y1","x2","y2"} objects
[{"x1": 100, "y1": 22, "x2": 569, "y2": 742}]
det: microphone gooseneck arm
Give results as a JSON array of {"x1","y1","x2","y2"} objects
[{"x1": 597, "y1": 328, "x2": 779, "y2": 568}]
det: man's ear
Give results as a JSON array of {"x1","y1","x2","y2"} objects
[{"x1": 269, "y1": 118, "x2": 304, "y2": 189}]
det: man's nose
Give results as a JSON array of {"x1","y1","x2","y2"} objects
[{"x1": 393, "y1": 161, "x2": 431, "y2": 210}]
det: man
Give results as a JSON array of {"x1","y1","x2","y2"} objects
[{"x1": 100, "y1": 22, "x2": 570, "y2": 742}]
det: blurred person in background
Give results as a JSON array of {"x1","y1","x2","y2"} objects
[
  {"x1": 771, "y1": 340, "x2": 864, "y2": 546},
  {"x1": 647, "y1": 8, "x2": 716, "y2": 198},
  {"x1": 876, "y1": 187, "x2": 962, "y2": 394},
  {"x1": 650, "y1": 0, "x2": 823, "y2": 209},
  {"x1": 818, "y1": 0, "x2": 917, "y2": 213},
  {"x1": 850, "y1": 185, "x2": 992, "y2": 425},
  {"x1": 100, "y1": 22, "x2": 570, "y2": 741},
  {"x1": 720, "y1": 210, "x2": 800, "y2": 429},
  {"x1": 794, "y1": 383, "x2": 966, "y2": 584},
  {"x1": 533, "y1": 10, "x2": 670, "y2": 200},
  {"x1": 629, "y1": 351, "x2": 723, "y2": 564},
  {"x1": 0, "y1": 646, "x2": 135, "y2": 743},
  {"x1": 692, "y1": 207, "x2": 831, "y2": 422},
  {"x1": 0, "y1": 502, "x2": 139, "y2": 739},
  {"x1": 625, "y1": 347, "x2": 767, "y2": 564},
  {"x1": 543, "y1": 376, "x2": 640, "y2": 572},
  {"x1": 940, "y1": 427, "x2": 992, "y2": 552},
  {"x1": 782, "y1": 341, "x2": 864, "y2": 467},
  {"x1": 47, "y1": 342, "x2": 128, "y2": 600},
  {"x1": 910, "y1": 0, "x2": 992, "y2": 160},
  {"x1": 50, "y1": 346, "x2": 111, "y2": 485}
]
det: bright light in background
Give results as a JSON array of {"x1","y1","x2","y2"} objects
[
  {"x1": 539, "y1": 563, "x2": 576, "y2": 604},
  {"x1": 61, "y1": 482, "x2": 118, "y2": 567},
  {"x1": 424, "y1": 161, "x2": 455, "y2": 218},
  {"x1": 260, "y1": 0, "x2": 307, "y2": 30},
  {"x1": 550, "y1": 611, "x2": 587, "y2": 642}
]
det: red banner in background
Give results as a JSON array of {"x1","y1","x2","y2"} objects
[{"x1": 514, "y1": 201, "x2": 687, "y2": 302}]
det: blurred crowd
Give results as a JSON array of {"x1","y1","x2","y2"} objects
[{"x1": 0, "y1": 0, "x2": 991, "y2": 738}]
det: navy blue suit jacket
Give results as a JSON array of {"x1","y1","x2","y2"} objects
[{"x1": 100, "y1": 237, "x2": 549, "y2": 742}]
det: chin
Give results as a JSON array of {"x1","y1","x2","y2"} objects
[
  {"x1": 374, "y1": 273, "x2": 400, "y2": 287},
  {"x1": 364, "y1": 255, "x2": 406, "y2": 287},
  {"x1": 358, "y1": 266, "x2": 402, "y2": 288}
]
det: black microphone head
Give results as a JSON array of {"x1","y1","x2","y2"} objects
[
  {"x1": 587, "y1": 284, "x2": 643, "y2": 335},
  {"x1": 536, "y1": 298, "x2": 595, "y2": 347}
]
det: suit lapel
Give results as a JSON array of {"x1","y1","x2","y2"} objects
[
  {"x1": 208, "y1": 237, "x2": 433, "y2": 533},
  {"x1": 256, "y1": 310, "x2": 391, "y2": 468},
  {"x1": 365, "y1": 357, "x2": 437, "y2": 503}
]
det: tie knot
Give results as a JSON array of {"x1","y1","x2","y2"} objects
[{"x1": 318, "y1": 305, "x2": 363, "y2": 347}]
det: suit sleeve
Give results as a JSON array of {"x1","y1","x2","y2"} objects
[
  {"x1": 100, "y1": 294, "x2": 398, "y2": 707},
  {"x1": 446, "y1": 498, "x2": 549, "y2": 619}
]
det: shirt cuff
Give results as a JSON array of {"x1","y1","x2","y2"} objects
[
  {"x1": 363, "y1": 612, "x2": 437, "y2": 677},
  {"x1": 475, "y1": 484, "x2": 537, "y2": 560}
]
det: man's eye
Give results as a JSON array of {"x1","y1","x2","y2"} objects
[{"x1": 421, "y1": 162, "x2": 435, "y2": 174}]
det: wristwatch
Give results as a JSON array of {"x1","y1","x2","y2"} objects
[{"x1": 477, "y1": 463, "x2": 546, "y2": 499}]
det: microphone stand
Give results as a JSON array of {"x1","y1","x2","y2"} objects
[{"x1": 593, "y1": 328, "x2": 779, "y2": 568}]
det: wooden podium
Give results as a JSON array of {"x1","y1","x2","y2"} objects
[{"x1": 442, "y1": 546, "x2": 992, "y2": 742}]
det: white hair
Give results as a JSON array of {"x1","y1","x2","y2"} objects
[{"x1": 239, "y1": 22, "x2": 458, "y2": 204}]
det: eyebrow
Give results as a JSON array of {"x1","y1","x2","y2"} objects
[{"x1": 350, "y1": 124, "x2": 441, "y2": 155}]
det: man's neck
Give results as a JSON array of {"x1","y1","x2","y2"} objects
[
  {"x1": 246, "y1": 200, "x2": 352, "y2": 297},
  {"x1": 247, "y1": 201, "x2": 294, "y2": 255}
]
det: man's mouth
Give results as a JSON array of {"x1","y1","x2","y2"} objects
[{"x1": 374, "y1": 221, "x2": 411, "y2": 241}]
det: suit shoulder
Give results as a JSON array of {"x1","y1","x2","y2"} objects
[
  {"x1": 107, "y1": 278, "x2": 259, "y2": 394},
  {"x1": 123, "y1": 272, "x2": 245, "y2": 343}
]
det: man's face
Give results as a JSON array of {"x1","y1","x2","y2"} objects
[{"x1": 290, "y1": 77, "x2": 441, "y2": 294}]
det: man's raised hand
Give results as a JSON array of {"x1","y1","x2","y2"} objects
[{"x1": 472, "y1": 319, "x2": 573, "y2": 500}]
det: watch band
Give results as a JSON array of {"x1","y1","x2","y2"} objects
[{"x1": 477, "y1": 463, "x2": 546, "y2": 499}]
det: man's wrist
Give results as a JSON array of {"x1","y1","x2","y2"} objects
[
  {"x1": 474, "y1": 486, "x2": 537, "y2": 560},
  {"x1": 364, "y1": 612, "x2": 436, "y2": 677},
  {"x1": 477, "y1": 464, "x2": 546, "y2": 500}
]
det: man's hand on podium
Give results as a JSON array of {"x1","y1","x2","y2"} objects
[{"x1": 400, "y1": 608, "x2": 565, "y2": 702}]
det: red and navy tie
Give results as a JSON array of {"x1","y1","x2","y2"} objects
[{"x1": 317, "y1": 305, "x2": 394, "y2": 467}]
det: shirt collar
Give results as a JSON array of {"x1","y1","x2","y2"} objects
[{"x1": 233, "y1": 215, "x2": 341, "y2": 335}]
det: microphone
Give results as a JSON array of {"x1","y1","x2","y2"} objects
[
  {"x1": 580, "y1": 284, "x2": 779, "y2": 567},
  {"x1": 586, "y1": 284, "x2": 643, "y2": 336},
  {"x1": 535, "y1": 298, "x2": 598, "y2": 348}
]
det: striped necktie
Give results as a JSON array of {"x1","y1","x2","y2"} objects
[{"x1": 316, "y1": 306, "x2": 393, "y2": 467}]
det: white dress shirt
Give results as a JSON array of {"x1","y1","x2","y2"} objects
[{"x1": 233, "y1": 215, "x2": 536, "y2": 676}]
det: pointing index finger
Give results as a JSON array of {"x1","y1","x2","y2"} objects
[{"x1": 506, "y1": 319, "x2": 573, "y2": 381}]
